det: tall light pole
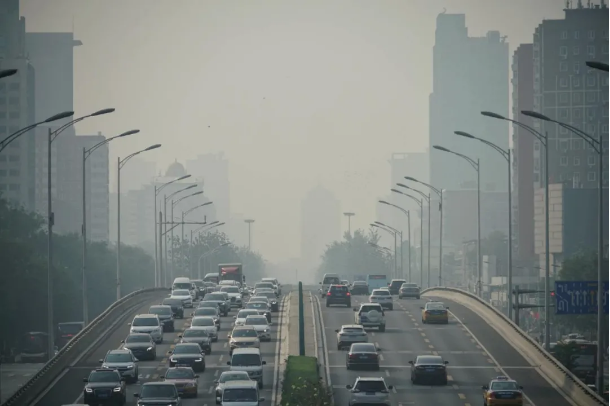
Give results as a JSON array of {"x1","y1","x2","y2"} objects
[
  {"x1": 81, "y1": 128, "x2": 135, "y2": 325},
  {"x1": 0, "y1": 110, "x2": 75, "y2": 153},
  {"x1": 376, "y1": 220, "x2": 407, "y2": 280},
  {"x1": 433, "y1": 145, "x2": 481, "y2": 297},
  {"x1": 403, "y1": 177, "x2": 443, "y2": 287},
  {"x1": 455, "y1": 130, "x2": 513, "y2": 319},
  {"x1": 343, "y1": 212, "x2": 355, "y2": 235},
  {"x1": 522, "y1": 109, "x2": 606, "y2": 396},
  {"x1": 198, "y1": 242, "x2": 231, "y2": 277},
  {"x1": 368, "y1": 242, "x2": 392, "y2": 255},
  {"x1": 0, "y1": 69, "x2": 17, "y2": 79},
  {"x1": 182, "y1": 201, "x2": 212, "y2": 242},
  {"x1": 371, "y1": 223, "x2": 399, "y2": 278},
  {"x1": 245, "y1": 219, "x2": 255, "y2": 250},
  {"x1": 171, "y1": 191, "x2": 203, "y2": 276},
  {"x1": 117, "y1": 144, "x2": 162, "y2": 300}
]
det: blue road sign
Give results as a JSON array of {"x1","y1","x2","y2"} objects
[{"x1": 555, "y1": 281, "x2": 609, "y2": 315}]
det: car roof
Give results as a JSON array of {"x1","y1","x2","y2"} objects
[
  {"x1": 142, "y1": 381, "x2": 177, "y2": 387},
  {"x1": 341, "y1": 324, "x2": 363, "y2": 329},
  {"x1": 232, "y1": 347, "x2": 261, "y2": 355},
  {"x1": 149, "y1": 305, "x2": 171, "y2": 309},
  {"x1": 175, "y1": 342, "x2": 201, "y2": 348},
  {"x1": 220, "y1": 370, "x2": 250, "y2": 377},
  {"x1": 350, "y1": 343, "x2": 377, "y2": 351},
  {"x1": 355, "y1": 376, "x2": 386, "y2": 382},
  {"x1": 416, "y1": 355, "x2": 444, "y2": 363},
  {"x1": 107, "y1": 349, "x2": 131, "y2": 355},
  {"x1": 233, "y1": 325, "x2": 256, "y2": 330},
  {"x1": 126, "y1": 333, "x2": 152, "y2": 337},
  {"x1": 165, "y1": 366, "x2": 195, "y2": 373},
  {"x1": 360, "y1": 303, "x2": 382, "y2": 307},
  {"x1": 92, "y1": 368, "x2": 120, "y2": 374},
  {"x1": 134, "y1": 314, "x2": 159, "y2": 318},
  {"x1": 391, "y1": 279, "x2": 407, "y2": 282},
  {"x1": 223, "y1": 380, "x2": 258, "y2": 389}
]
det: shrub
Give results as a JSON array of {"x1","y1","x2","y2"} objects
[{"x1": 281, "y1": 355, "x2": 332, "y2": 406}]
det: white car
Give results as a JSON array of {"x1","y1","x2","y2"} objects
[
  {"x1": 234, "y1": 309, "x2": 260, "y2": 327},
  {"x1": 214, "y1": 371, "x2": 252, "y2": 404},
  {"x1": 190, "y1": 316, "x2": 218, "y2": 341},
  {"x1": 220, "y1": 286, "x2": 243, "y2": 308},
  {"x1": 171, "y1": 289, "x2": 193, "y2": 308},
  {"x1": 346, "y1": 377, "x2": 393, "y2": 406},
  {"x1": 369, "y1": 289, "x2": 393, "y2": 310},
  {"x1": 129, "y1": 314, "x2": 163, "y2": 344},
  {"x1": 244, "y1": 315, "x2": 271, "y2": 341}
]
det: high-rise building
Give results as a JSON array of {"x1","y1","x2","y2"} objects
[
  {"x1": 512, "y1": 44, "x2": 536, "y2": 263},
  {"x1": 186, "y1": 152, "x2": 229, "y2": 223},
  {"x1": 300, "y1": 184, "x2": 341, "y2": 273},
  {"x1": 0, "y1": 0, "x2": 36, "y2": 209},
  {"x1": 429, "y1": 13, "x2": 509, "y2": 192}
]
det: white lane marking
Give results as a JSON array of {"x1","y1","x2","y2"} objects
[
  {"x1": 315, "y1": 294, "x2": 334, "y2": 404},
  {"x1": 379, "y1": 354, "x2": 385, "y2": 361},
  {"x1": 270, "y1": 293, "x2": 290, "y2": 406},
  {"x1": 208, "y1": 385, "x2": 214, "y2": 394},
  {"x1": 218, "y1": 355, "x2": 224, "y2": 363},
  {"x1": 385, "y1": 370, "x2": 390, "y2": 377},
  {"x1": 214, "y1": 369, "x2": 219, "y2": 377},
  {"x1": 310, "y1": 291, "x2": 319, "y2": 359}
]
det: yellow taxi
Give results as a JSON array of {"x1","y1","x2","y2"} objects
[
  {"x1": 162, "y1": 366, "x2": 199, "y2": 398},
  {"x1": 482, "y1": 376, "x2": 524, "y2": 405},
  {"x1": 420, "y1": 301, "x2": 449, "y2": 324}
]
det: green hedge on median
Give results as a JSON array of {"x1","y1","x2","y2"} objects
[{"x1": 281, "y1": 355, "x2": 332, "y2": 406}]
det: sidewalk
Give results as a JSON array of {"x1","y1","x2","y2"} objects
[{"x1": 288, "y1": 289, "x2": 316, "y2": 357}]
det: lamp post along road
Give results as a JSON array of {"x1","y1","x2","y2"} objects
[
  {"x1": 372, "y1": 223, "x2": 400, "y2": 278},
  {"x1": 170, "y1": 191, "x2": 204, "y2": 276},
  {"x1": 245, "y1": 219, "x2": 255, "y2": 250},
  {"x1": 343, "y1": 212, "x2": 355, "y2": 235}
]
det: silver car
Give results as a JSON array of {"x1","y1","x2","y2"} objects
[
  {"x1": 190, "y1": 316, "x2": 218, "y2": 341},
  {"x1": 99, "y1": 349, "x2": 139, "y2": 383},
  {"x1": 244, "y1": 315, "x2": 271, "y2": 341},
  {"x1": 214, "y1": 371, "x2": 251, "y2": 404},
  {"x1": 335, "y1": 324, "x2": 368, "y2": 350},
  {"x1": 129, "y1": 314, "x2": 163, "y2": 343},
  {"x1": 346, "y1": 377, "x2": 393, "y2": 406}
]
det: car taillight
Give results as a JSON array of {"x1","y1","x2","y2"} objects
[
  {"x1": 515, "y1": 392, "x2": 522, "y2": 398},
  {"x1": 425, "y1": 310, "x2": 431, "y2": 314},
  {"x1": 349, "y1": 354, "x2": 357, "y2": 359},
  {"x1": 346, "y1": 292, "x2": 350, "y2": 296},
  {"x1": 327, "y1": 292, "x2": 331, "y2": 296},
  {"x1": 488, "y1": 392, "x2": 495, "y2": 399}
]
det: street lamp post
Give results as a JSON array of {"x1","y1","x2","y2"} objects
[
  {"x1": 376, "y1": 219, "x2": 408, "y2": 280},
  {"x1": 171, "y1": 191, "x2": 204, "y2": 276},
  {"x1": 245, "y1": 219, "x2": 255, "y2": 250},
  {"x1": 182, "y1": 201, "x2": 212, "y2": 247},
  {"x1": 343, "y1": 212, "x2": 355, "y2": 235},
  {"x1": 371, "y1": 223, "x2": 400, "y2": 278},
  {"x1": 198, "y1": 242, "x2": 230, "y2": 277},
  {"x1": 455, "y1": 130, "x2": 513, "y2": 319},
  {"x1": 0, "y1": 110, "x2": 75, "y2": 153},
  {"x1": 81, "y1": 128, "x2": 136, "y2": 325},
  {"x1": 117, "y1": 144, "x2": 162, "y2": 300},
  {"x1": 433, "y1": 145, "x2": 481, "y2": 297}
]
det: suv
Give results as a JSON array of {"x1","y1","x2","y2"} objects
[
  {"x1": 134, "y1": 382, "x2": 181, "y2": 406},
  {"x1": 350, "y1": 281, "x2": 369, "y2": 295},
  {"x1": 99, "y1": 349, "x2": 139, "y2": 383},
  {"x1": 148, "y1": 305, "x2": 175, "y2": 332},
  {"x1": 388, "y1": 279, "x2": 407, "y2": 295},
  {"x1": 325, "y1": 285, "x2": 351, "y2": 307},
  {"x1": 346, "y1": 377, "x2": 393, "y2": 406},
  {"x1": 354, "y1": 303, "x2": 386, "y2": 332},
  {"x1": 129, "y1": 314, "x2": 163, "y2": 344},
  {"x1": 83, "y1": 368, "x2": 126, "y2": 405}
]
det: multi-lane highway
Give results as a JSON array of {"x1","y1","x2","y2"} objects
[
  {"x1": 0, "y1": 363, "x2": 44, "y2": 403},
  {"x1": 317, "y1": 292, "x2": 575, "y2": 406},
  {"x1": 29, "y1": 295, "x2": 286, "y2": 406}
]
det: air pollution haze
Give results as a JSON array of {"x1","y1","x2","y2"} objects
[{"x1": 20, "y1": 0, "x2": 562, "y2": 263}]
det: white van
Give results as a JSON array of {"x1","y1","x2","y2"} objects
[
  {"x1": 203, "y1": 273, "x2": 220, "y2": 284},
  {"x1": 319, "y1": 273, "x2": 341, "y2": 297},
  {"x1": 226, "y1": 348, "x2": 266, "y2": 388},
  {"x1": 172, "y1": 277, "x2": 196, "y2": 300},
  {"x1": 220, "y1": 380, "x2": 264, "y2": 406}
]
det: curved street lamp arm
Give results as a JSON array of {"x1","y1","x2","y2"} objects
[
  {"x1": 396, "y1": 183, "x2": 430, "y2": 202},
  {"x1": 175, "y1": 191, "x2": 203, "y2": 206},
  {"x1": 167, "y1": 185, "x2": 197, "y2": 202},
  {"x1": 553, "y1": 121, "x2": 599, "y2": 150},
  {"x1": 195, "y1": 221, "x2": 222, "y2": 234},
  {"x1": 51, "y1": 117, "x2": 86, "y2": 142},
  {"x1": 157, "y1": 175, "x2": 192, "y2": 196},
  {"x1": 0, "y1": 124, "x2": 37, "y2": 151},
  {"x1": 477, "y1": 138, "x2": 509, "y2": 161},
  {"x1": 507, "y1": 119, "x2": 547, "y2": 146},
  {"x1": 390, "y1": 191, "x2": 422, "y2": 208},
  {"x1": 184, "y1": 201, "x2": 212, "y2": 217},
  {"x1": 371, "y1": 223, "x2": 395, "y2": 237},
  {"x1": 376, "y1": 221, "x2": 400, "y2": 234},
  {"x1": 439, "y1": 148, "x2": 479, "y2": 170},
  {"x1": 406, "y1": 178, "x2": 442, "y2": 198}
]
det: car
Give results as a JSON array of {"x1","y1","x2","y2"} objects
[
  {"x1": 421, "y1": 301, "x2": 449, "y2": 324},
  {"x1": 192, "y1": 306, "x2": 221, "y2": 329},
  {"x1": 148, "y1": 305, "x2": 175, "y2": 332},
  {"x1": 409, "y1": 355, "x2": 449, "y2": 385},
  {"x1": 99, "y1": 349, "x2": 139, "y2": 383},
  {"x1": 191, "y1": 279, "x2": 206, "y2": 299},
  {"x1": 121, "y1": 333, "x2": 156, "y2": 361},
  {"x1": 350, "y1": 281, "x2": 370, "y2": 295},
  {"x1": 398, "y1": 283, "x2": 420, "y2": 299},
  {"x1": 168, "y1": 343, "x2": 206, "y2": 372},
  {"x1": 198, "y1": 300, "x2": 222, "y2": 310},
  {"x1": 340, "y1": 279, "x2": 350, "y2": 286},
  {"x1": 346, "y1": 342, "x2": 380, "y2": 370},
  {"x1": 369, "y1": 289, "x2": 393, "y2": 310},
  {"x1": 162, "y1": 367, "x2": 199, "y2": 398},
  {"x1": 248, "y1": 295, "x2": 270, "y2": 306},
  {"x1": 134, "y1": 382, "x2": 182, "y2": 406},
  {"x1": 261, "y1": 277, "x2": 281, "y2": 295},
  {"x1": 179, "y1": 328, "x2": 213, "y2": 354},
  {"x1": 128, "y1": 314, "x2": 163, "y2": 344},
  {"x1": 354, "y1": 303, "x2": 386, "y2": 332},
  {"x1": 221, "y1": 380, "x2": 264, "y2": 405},
  {"x1": 190, "y1": 316, "x2": 219, "y2": 341},
  {"x1": 245, "y1": 315, "x2": 272, "y2": 341},
  {"x1": 482, "y1": 376, "x2": 524, "y2": 406},
  {"x1": 82, "y1": 368, "x2": 127, "y2": 405},
  {"x1": 220, "y1": 285, "x2": 243, "y2": 308},
  {"x1": 228, "y1": 326, "x2": 260, "y2": 355},
  {"x1": 255, "y1": 291, "x2": 280, "y2": 311},
  {"x1": 234, "y1": 309, "x2": 260, "y2": 326},
  {"x1": 214, "y1": 371, "x2": 252, "y2": 404},
  {"x1": 346, "y1": 377, "x2": 393, "y2": 406},
  {"x1": 161, "y1": 298, "x2": 184, "y2": 319},
  {"x1": 319, "y1": 273, "x2": 341, "y2": 297},
  {"x1": 254, "y1": 282, "x2": 275, "y2": 295},
  {"x1": 245, "y1": 301, "x2": 272, "y2": 323},
  {"x1": 227, "y1": 348, "x2": 266, "y2": 389},
  {"x1": 336, "y1": 325, "x2": 368, "y2": 350},
  {"x1": 203, "y1": 293, "x2": 231, "y2": 316},
  {"x1": 388, "y1": 279, "x2": 407, "y2": 295},
  {"x1": 170, "y1": 289, "x2": 193, "y2": 308},
  {"x1": 326, "y1": 284, "x2": 351, "y2": 307}
]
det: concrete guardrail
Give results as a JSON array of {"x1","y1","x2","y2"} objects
[
  {"x1": 2, "y1": 287, "x2": 170, "y2": 406},
  {"x1": 421, "y1": 286, "x2": 607, "y2": 406}
]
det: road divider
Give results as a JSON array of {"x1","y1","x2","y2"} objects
[
  {"x1": 280, "y1": 355, "x2": 331, "y2": 406},
  {"x1": 2, "y1": 287, "x2": 169, "y2": 406},
  {"x1": 422, "y1": 287, "x2": 607, "y2": 406}
]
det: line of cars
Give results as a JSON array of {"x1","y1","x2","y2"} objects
[{"x1": 79, "y1": 276, "x2": 283, "y2": 406}]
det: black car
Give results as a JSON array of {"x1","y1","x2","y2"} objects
[
  {"x1": 149, "y1": 305, "x2": 175, "y2": 332},
  {"x1": 179, "y1": 328, "x2": 212, "y2": 354},
  {"x1": 168, "y1": 343, "x2": 206, "y2": 372},
  {"x1": 121, "y1": 333, "x2": 156, "y2": 361},
  {"x1": 346, "y1": 343, "x2": 380, "y2": 370},
  {"x1": 399, "y1": 283, "x2": 420, "y2": 299},
  {"x1": 388, "y1": 279, "x2": 407, "y2": 295},
  {"x1": 245, "y1": 302, "x2": 272, "y2": 323},
  {"x1": 191, "y1": 279, "x2": 206, "y2": 299},
  {"x1": 134, "y1": 382, "x2": 180, "y2": 406},
  {"x1": 350, "y1": 281, "x2": 369, "y2": 295},
  {"x1": 83, "y1": 369, "x2": 126, "y2": 405},
  {"x1": 161, "y1": 298, "x2": 184, "y2": 319},
  {"x1": 326, "y1": 284, "x2": 351, "y2": 307},
  {"x1": 257, "y1": 292, "x2": 279, "y2": 311},
  {"x1": 203, "y1": 293, "x2": 230, "y2": 316},
  {"x1": 192, "y1": 307, "x2": 221, "y2": 329},
  {"x1": 409, "y1": 355, "x2": 448, "y2": 385}
]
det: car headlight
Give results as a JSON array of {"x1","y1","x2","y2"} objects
[
  {"x1": 113, "y1": 387, "x2": 122, "y2": 392},
  {"x1": 126, "y1": 364, "x2": 134, "y2": 369},
  {"x1": 147, "y1": 347, "x2": 154, "y2": 351},
  {"x1": 230, "y1": 340, "x2": 236, "y2": 345},
  {"x1": 263, "y1": 329, "x2": 269, "y2": 333},
  {"x1": 101, "y1": 364, "x2": 109, "y2": 369},
  {"x1": 170, "y1": 357, "x2": 177, "y2": 363},
  {"x1": 85, "y1": 388, "x2": 93, "y2": 393},
  {"x1": 186, "y1": 382, "x2": 196, "y2": 387},
  {"x1": 194, "y1": 358, "x2": 203, "y2": 362},
  {"x1": 271, "y1": 301, "x2": 277, "y2": 305}
]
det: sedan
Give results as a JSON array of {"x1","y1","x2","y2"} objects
[
  {"x1": 168, "y1": 343, "x2": 206, "y2": 372},
  {"x1": 369, "y1": 289, "x2": 393, "y2": 310},
  {"x1": 192, "y1": 307, "x2": 221, "y2": 329},
  {"x1": 244, "y1": 315, "x2": 271, "y2": 341},
  {"x1": 170, "y1": 289, "x2": 193, "y2": 308},
  {"x1": 179, "y1": 328, "x2": 212, "y2": 354},
  {"x1": 409, "y1": 355, "x2": 449, "y2": 385},
  {"x1": 346, "y1": 343, "x2": 380, "y2": 370},
  {"x1": 162, "y1": 367, "x2": 199, "y2": 398},
  {"x1": 256, "y1": 292, "x2": 279, "y2": 311},
  {"x1": 234, "y1": 309, "x2": 260, "y2": 327},
  {"x1": 121, "y1": 333, "x2": 156, "y2": 361},
  {"x1": 245, "y1": 302, "x2": 272, "y2": 323},
  {"x1": 190, "y1": 316, "x2": 218, "y2": 342},
  {"x1": 336, "y1": 325, "x2": 368, "y2": 350}
]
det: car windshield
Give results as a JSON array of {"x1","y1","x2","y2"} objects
[
  {"x1": 353, "y1": 281, "x2": 367, "y2": 285},
  {"x1": 223, "y1": 388, "x2": 258, "y2": 402},
  {"x1": 194, "y1": 308, "x2": 217, "y2": 316},
  {"x1": 219, "y1": 372, "x2": 250, "y2": 383},
  {"x1": 105, "y1": 353, "x2": 132, "y2": 363},
  {"x1": 173, "y1": 290, "x2": 190, "y2": 296},
  {"x1": 342, "y1": 327, "x2": 364, "y2": 334},
  {"x1": 198, "y1": 301, "x2": 218, "y2": 308},
  {"x1": 192, "y1": 281, "x2": 204, "y2": 287},
  {"x1": 163, "y1": 299, "x2": 181, "y2": 306},
  {"x1": 183, "y1": 329, "x2": 210, "y2": 338},
  {"x1": 260, "y1": 293, "x2": 275, "y2": 299},
  {"x1": 165, "y1": 368, "x2": 195, "y2": 379},
  {"x1": 360, "y1": 305, "x2": 382, "y2": 313},
  {"x1": 231, "y1": 353, "x2": 262, "y2": 366},
  {"x1": 255, "y1": 283, "x2": 273, "y2": 289},
  {"x1": 246, "y1": 317, "x2": 267, "y2": 325},
  {"x1": 250, "y1": 297, "x2": 267, "y2": 303},
  {"x1": 132, "y1": 317, "x2": 158, "y2": 327},
  {"x1": 149, "y1": 307, "x2": 171, "y2": 315},
  {"x1": 490, "y1": 381, "x2": 519, "y2": 390},
  {"x1": 125, "y1": 335, "x2": 150, "y2": 343},
  {"x1": 323, "y1": 277, "x2": 340, "y2": 284},
  {"x1": 205, "y1": 294, "x2": 225, "y2": 301},
  {"x1": 140, "y1": 384, "x2": 177, "y2": 398},
  {"x1": 354, "y1": 380, "x2": 386, "y2": 392},
  {"x1": 330, "y1": 286, "x2": 348, "y2": 293},
  {"x1": 247, "y1": 303, "x2": 266, "y2": 309},
  {"x1": 238, "y1": 310, "x2": 258, "y2": 318},
  {"x1": 372, "y1": 290, "x2": 390, "y2": 296},
  {"x1": 222, "y1": 287, "x2": 240, "y2": 293},
  {"x1": 351, "y1": 343, "x2": 376, "y2": 352},
  {"x1": 426, "y1": 303, "x2": 445, "y2": 311},
  {"x1": 402, "y1": 283, "x2": 418, "y2": 288},
  {"x1": 58, "y1": 323, "x2": 83, "y2": 335},
  {"x1": 173, "y1": 283, "x2": 192, "y2": 290},
  {"x1": 416, "y1": 356, "x2": 444, "y2": 365},
  {"x1": 390, "y1": 280, "x2": 406, "y2": 287},
  {"x1": 232, "y1": 329, "x2": 258, "y2": 338},
  {"x1": 192, "y1": 318, "x2": 215, "y2": 326},
  {"x1": 88, "y1": 371, "x2": 120, "y2": 383},
  {"x1": 173, "y1": 345, "x2": 200, "y2": 354}
]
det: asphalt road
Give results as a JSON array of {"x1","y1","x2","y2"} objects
[
  {"x1": 0, "y1": 362, "x2": 45, "y2": 403},
  {"x1": 318, "y1": 292, "x2": 575, "y2": 406},
  {"x1": 31, "y1": 295, "x2": 286, "y2": 406}
]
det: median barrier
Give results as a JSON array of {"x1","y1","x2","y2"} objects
[
  {"x1": 2, "y1": 287, "x2": 170, "y2": 406},
  {"x1": 422, "y1": 287, "x2": 608, "y2": 406},
  {"x1": 280, "y1": 355, "x2": 331, "y2": 406}
]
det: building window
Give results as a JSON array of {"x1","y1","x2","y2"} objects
[
  {"x1": 588, "y1": 30, "x2": 595, "y2": 40},
  {"x1": 603, "y1": 77, "x2": 609, "y2": 86},
  {"x1": 10, "y1": 140, "x2": 19, "y2": 148},
  {"x1": 560, "y1": 62, "x2": 568, "y2": 72},
  {"x1": 587, "y1": 76, "x2": 596, "y2": 87},
  {"x1": 588, "y1": 172, "x2": 596, "y2": 181},
  {"x1": 587, "y1": 92, "x2": 596, "y2": 102},
  {"x1": 560, "y1": 92, "x2": 569, "y2": 103},
  {"x1": 588, "y1": 155, "x2": 596, "y2": 165},
  {"x1": 534, "y1": 141, "x2": 540, "y2": 151},
  {"x1": 573, "y1": 46, "x2": 580, "y2": 55},
  {"x1": 574, "y1": 172, "x2": 581, "y2": 182},
  {"x1": 560, "y1": 156, "x2": 569, "y2": 166},
  {"x1": 560, "y1": 126, "x2": 569, "y2": 135},
  {"x1": 604, "y1": 43, "x2": 609, "y2": 55},
  {"x1": 587, "y1": 45, "x2": 596, "y2": 56},
  {"x1": 574, "y1": 108, "x2": 582, "y2": 118},
  {"x1": 574, "y1": 156, "x2": 581, "y2": 166},
  {"x1": 8, "y1": 97, "x2": 18, "y2": 105},
  {"x1": 560, "y1": 108, "x2": 569, "y2": 118},
  {"x1": 574, "y1": 61, "x2": 581, "y2": 73},
  {"x1": 560, "y1": 46, "x2": 568, "y2": 56},
  {"x1": 8, "y1": 169, "x2": 19, "y2": 177},
  {"x1": 8, "y1": 155, "x2": 19, "y2": 162},
  {"x1": 587, "y1": 123, "x2": 597, "y2": 134},
  {"x1": 8, "y1": 83, "x2": 19, "y2": 92},
  {"x1": 587, "y1": 108, "x2": 595, "y2": 119},
  {"x1": 560, "y1": 77, "x2": 568, "y2": 88},
  {"x1": 561, "y1": 30, "x2": 568, "y2": 39},
  {"x1": 573, "y1": 77, "x2": 581, "y2": 87},
  {"x1": 8, "y1": 184, "x2": 20, "y2": 192},
  {"x1": 603, "y1": 124, "x2": 609, "y2": 133},
  {"x1": 575, "y1": 30, "x2": 580, "y2": 39},
  {"x1": 8, "y1": 111, "x2": 19, "y2": 119},
  {"x1": 559, "y1": 173, "x2": 565, "y2": 181}
]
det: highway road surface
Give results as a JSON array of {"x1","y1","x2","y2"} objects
[
  {"x1": 0, "y1": 362, "x2": 44, "y2": 403},
  {"x1": 317, "y1": 292, "x2": 575, "y2": 406}
]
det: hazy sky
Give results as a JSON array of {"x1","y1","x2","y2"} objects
[{"x1": 21, "y1": 0, "x2": 563, "y2": 262}]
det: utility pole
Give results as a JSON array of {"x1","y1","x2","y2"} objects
[
  {"x1": 245, "y1": 219, "x2": 255, "y2": 250},
  {"x1": 343, "y1": 212, "x2": 355, "y2": 235}
]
